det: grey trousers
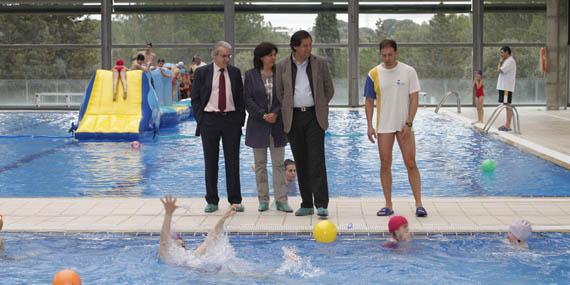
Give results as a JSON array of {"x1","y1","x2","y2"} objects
[{"x1": 253, "y1": 136, "x2": 287, "y2": 203}]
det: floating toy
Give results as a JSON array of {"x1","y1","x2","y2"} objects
[
  {"x1": 482, "y1": 159, "x2": 496, "y2": 172},
  {"x1": 52, "y1": 269, "x2": 82, "y2": 285},
  {"x1": 313, "y1": 220, "x2": 337, "y2": 243}
]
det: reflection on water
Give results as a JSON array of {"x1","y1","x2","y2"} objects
[
  {"x1": 80, "y1": 142, "x2": 145, "y2": 197},
  {"x1": 0, "y1": 110, "x2": 569, "y2": 197}
]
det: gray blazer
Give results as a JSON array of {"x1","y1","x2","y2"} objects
[
  {"x1": 244, "y1": 68, "x2": 287, "y2": 148},
  {"x1": 275, "y1": 54, "x2": 334, "y2": 133}
]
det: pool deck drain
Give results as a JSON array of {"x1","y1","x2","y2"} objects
[{"x1": 1, "y1": 197, "x2": 569, "y2": 234}]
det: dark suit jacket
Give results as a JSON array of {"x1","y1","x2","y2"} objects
[
  {"x1": 189, "y1": 63, "x2": 245, "y2": 136},
  {"x1": 275, "y1": 54, "x2": 334, "y2": 133},
  {"x1": 244, "y1": 68, "x2": 287, "y2": 149}
]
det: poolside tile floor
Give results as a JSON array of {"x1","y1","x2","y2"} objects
[
  {"x1": 441, "y1": 107, "x2": 570, "y2": 168},
  {"x1": 1, "y1": 197, "x2": 569, "y2": 234}
]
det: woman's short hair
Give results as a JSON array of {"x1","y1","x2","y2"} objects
[
  {"x1": 136, "y1": 54, "x2": 145, "y2": 61},
  {"x1": 253, "y1": 42, "x2": 278, "y2": 69}
]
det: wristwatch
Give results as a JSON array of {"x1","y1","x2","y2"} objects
[{"x1": 405, "y1": 122, "x2": 413, "y2": 127}]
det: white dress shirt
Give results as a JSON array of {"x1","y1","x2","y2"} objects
[{"x1": 205, "y1": 62, "x2": 235, "y2": 112}]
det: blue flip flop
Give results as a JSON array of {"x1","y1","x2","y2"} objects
[
  {"x1": 416, "y1": 207, "x2": 428, "y2": 217},
  {"x1": 377, "y1": 207, "x2": 394, "y2": 216}
]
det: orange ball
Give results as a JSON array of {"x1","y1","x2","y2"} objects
[{"x1": 52, "y1": 269, "x2": 82, "y2": 285}]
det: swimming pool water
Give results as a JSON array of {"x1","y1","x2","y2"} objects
[
  {"x1": 0, "y1": 110, "x2": 568, "y2": 197},
  {"x1": 0, "y1": 233, "x2": 569, "y2": 284}
]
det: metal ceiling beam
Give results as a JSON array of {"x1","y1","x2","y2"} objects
[{"x1": 0, "y1": 3, "x2": 546, "y2": 14}]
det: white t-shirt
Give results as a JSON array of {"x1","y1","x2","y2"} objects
[
  {"x1": 363, "y1": 62, "x2": 421, "y2": 133},
  {"x1": 497, "y1": 56, "x2": 516, "y2": 92}
]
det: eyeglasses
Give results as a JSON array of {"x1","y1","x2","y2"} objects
[{"x1": 218, "y1": 54, "x2": 232, "y2": 59}]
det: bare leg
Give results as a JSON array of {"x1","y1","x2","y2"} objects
[
  {"x1": 505, "y1": 104, "x2": 513, "y2": 129},
  {"x1": 120, "y1": 70, "x2": 128, "y2": 100},
  {"x1": 395, "y1": 131, "x2": 422, "y2": 208},
  {"x1": 378, "y1": 133, "x2": 395, "y2": 210},
  {"x1": 112, "y1": 70, "x2": 119, "y2": 101},
  {"x1": 477, "y1": 96, "x2": 484, "y2": 123}
]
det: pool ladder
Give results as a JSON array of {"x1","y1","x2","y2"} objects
[
  {"x1": 483, "y1": 104, "x2": 521, "y2": 134},
  {"x1": 434, "y1": 91, "x2": 461, "y2": 114}
]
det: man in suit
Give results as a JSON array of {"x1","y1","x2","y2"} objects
[
  {"x1": 275, "y1": 30, "x2": 334, "y2": 217},
  {"x1": 190, "y1": 41, "x2": 246, "y2": 213}
]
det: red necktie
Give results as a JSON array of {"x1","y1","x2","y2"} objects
[{"x1": 218, "y1": 68, "x2": 226, "y2": 112}]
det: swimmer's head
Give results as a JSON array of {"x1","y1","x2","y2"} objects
[
  {"x1": 115, "y1": 58, "x2": 124, "y2": 66},
  {"x1": 388, "y1": 216, "x2": 410, "y2": 242},
  {"x1": 508, "y1": 219, "x2": 532, "y2": 244},
  {"x1": 172, "y1": 233, "x2": 185, "y2": 248},
  {"x1": 130, "y1": 141, "x2": 141, "y2": 150},
  {"x1": 474, "y1": 70, "x2": 483, "y2": 80}
]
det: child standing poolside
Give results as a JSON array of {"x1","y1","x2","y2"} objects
[{"x1": 472, "y1": 70, "x2": 484, "y2": 124}]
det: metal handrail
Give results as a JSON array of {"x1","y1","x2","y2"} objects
[
  {"x1": 434, "y1": 91, "x2": 461, "y2": 114},
  {"x1": 483, "y1": 104, "x2": 521, "y2": 134}
]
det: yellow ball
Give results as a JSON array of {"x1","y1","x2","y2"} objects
[{"x1": 313, "y1": 220, "x2": 337, "y2": 243}]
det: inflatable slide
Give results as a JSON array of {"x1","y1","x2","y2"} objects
[{"x1": 74, "y1": 70, "x2": 160, "y2": 141}]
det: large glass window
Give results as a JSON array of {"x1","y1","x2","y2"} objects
[
  {"x1": 112, "y1": 13, "x2": 224, "y2": 44},
  {"x1": 483, "y1": 12, "x2": 545, "y2": 43},
  {"x1": 359, "y1": 13, "x2": 472, "y2": 43},
  {"x1": 0, "y1": 48, "x2": 100, "y2": 106},
  {"x1": 0, "y1": 15, "x2": 101, "y2": 44},
  {"x1": 237, "y1": 13, "x2": 348, "y2": 44}
]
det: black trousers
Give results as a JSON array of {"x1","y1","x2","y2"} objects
[
  {"x1": 288, "y1": 108, "x2": 329, "y2": 209},
  {"x1": 200, "y1": 112, "x2": 242, "y2": 205}
]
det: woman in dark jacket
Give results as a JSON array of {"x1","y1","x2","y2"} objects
[{"x1": 244, "y1": 42, "x2": 292, "y2": 213}]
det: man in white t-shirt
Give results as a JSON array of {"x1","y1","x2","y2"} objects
[
  {"x1": 496, "y1": 46, "x2": 517, "y2": 131},
  {"x1": 364, "y1": 39, "x2": 427, "y2": 218}
]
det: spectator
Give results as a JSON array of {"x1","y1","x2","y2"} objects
[
  {"x1": 275, "y1": 30, "x2": 334, "y2": 218},
  {"x1": 191, "y1": 54, "x2": 207, "y2": 73},
  {"x1": 244, "y1": 42, "x2": 292, "y2": 213},
  {"x1": 189, "y1": 41, "x2": 246, "y2": 213},
  {"x1": 496, "y1": 46, "x2": 517, "y2": 132}
]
